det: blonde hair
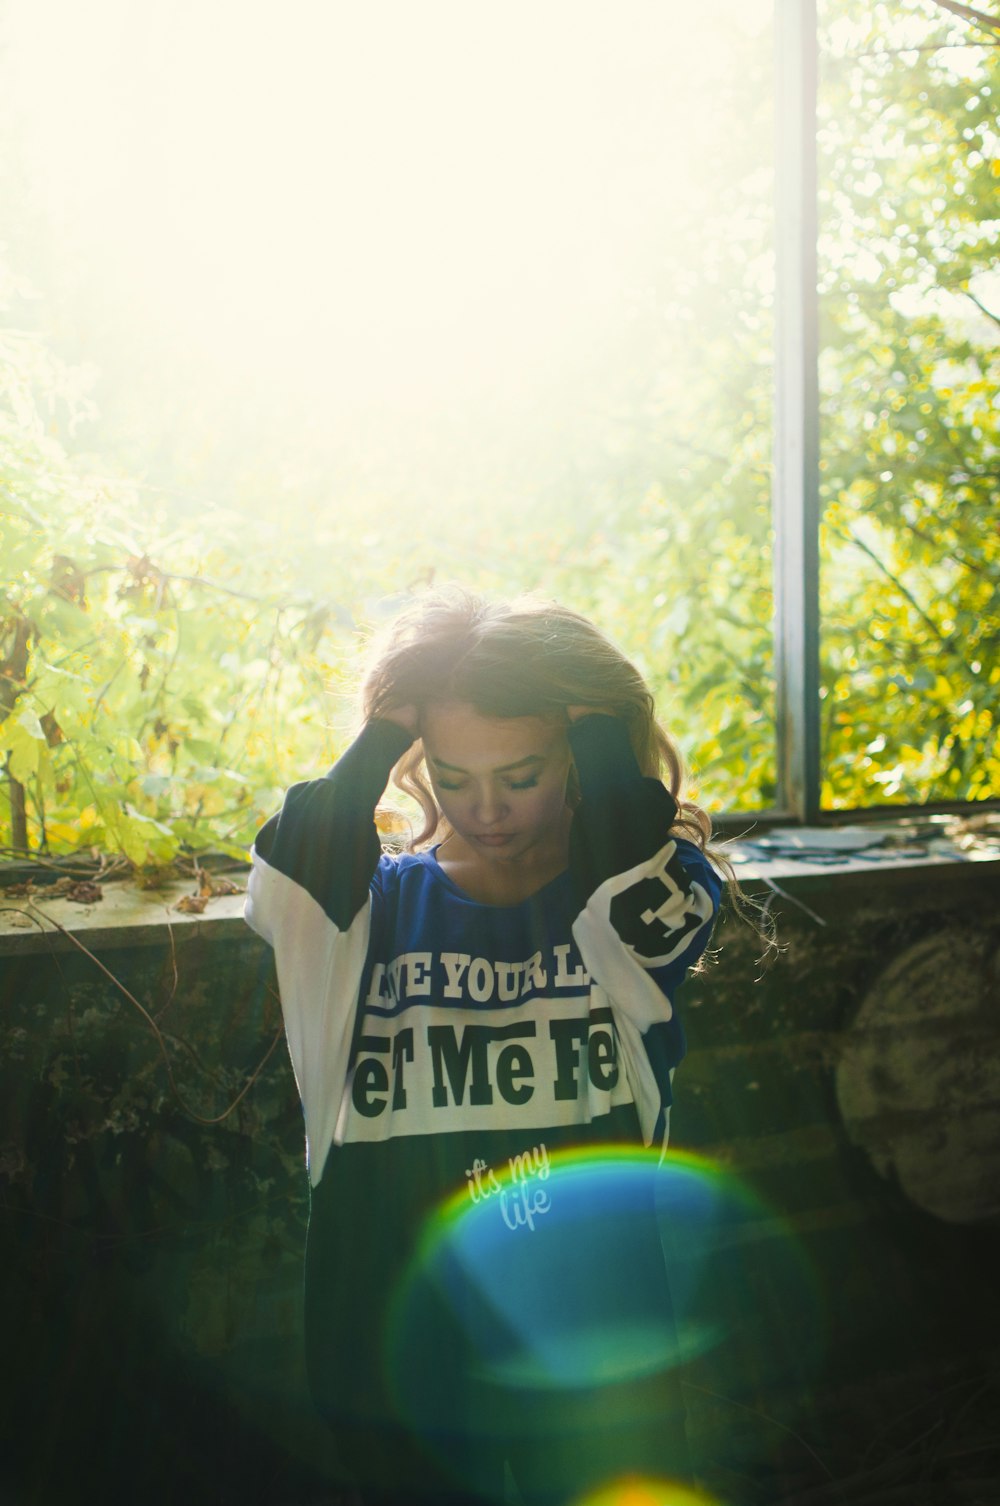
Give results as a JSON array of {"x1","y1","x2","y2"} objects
[
  {"x1": 358, "y1": 587, "x2": 774, "y2": 960},
  {"x1": 358, "y1": 586, "x2": 701, "y2": 839}
]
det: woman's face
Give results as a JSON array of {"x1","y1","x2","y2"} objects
[{"x1": 420, "y1": 701, "x2": 572, "y2": 868}]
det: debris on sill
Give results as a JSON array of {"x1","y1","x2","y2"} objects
[{"x1": 728, "y1": 812, "x2": 1000, "y2": 873}]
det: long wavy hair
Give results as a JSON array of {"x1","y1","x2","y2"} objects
[
  {"x1": 358, "y1": 585, "x2": 706, "y2": 837},
  {"x1": 358, "y1": 587, "x2": 774, "y2": 958}
]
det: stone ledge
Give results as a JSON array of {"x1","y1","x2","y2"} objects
[
  {"x1": 1, "y1": 834, "x2": 998, "y2": 956},
  {"x1": 0, "y1": 876, "x2": 248, "y2": 956}
]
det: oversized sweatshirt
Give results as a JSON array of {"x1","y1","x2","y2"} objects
[{"x1": 243, "y1": 714, "x2": 722, "y2": 1438}]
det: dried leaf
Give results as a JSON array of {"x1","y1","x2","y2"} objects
[
  {"x1": 375, "y1": 808, "x2": 411, "y2": 837},
  {"x1": 175, "y1": 894, "x2": 209, "y2": 914}
]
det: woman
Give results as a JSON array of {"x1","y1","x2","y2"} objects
[{"x1": 244, "y1": 589, "x2": 724, "y2": 1505}]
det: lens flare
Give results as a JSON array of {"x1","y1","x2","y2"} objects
[
  {"x1": 384, "y1": 1143, "x2": 821, "y2": 1485},
  {"x1": 575, "y1": 1477, "x2": 724, "y2": 1506}
]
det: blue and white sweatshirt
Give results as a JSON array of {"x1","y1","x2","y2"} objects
[{"x1": 244, "y1": 713, "x2": 721, "y2": 1430}]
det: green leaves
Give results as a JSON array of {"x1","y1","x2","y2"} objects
[
  {"x1": 0, "y1": 425, "x2": 356, "y2": 860},
  {"x1": 815, "y1": 0, "x2": 1000, "y2": 807},
  {"x1": 0, "y1": 707, "x2": 47, "y2": 784},
  {"x1": 0, "y1": 0, "x2": 996, "y2": 861}
]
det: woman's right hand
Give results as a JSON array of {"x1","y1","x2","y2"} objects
[{"x1": 379, "y1": 704, "x2": 420, "y2": 737}]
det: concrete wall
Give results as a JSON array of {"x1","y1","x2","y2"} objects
[{"x1": 1, "y1": 858, "x2": 998, "y2": 1505}]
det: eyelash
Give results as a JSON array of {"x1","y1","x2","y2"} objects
[{"x1": 436, "y1": 776, "x2": 539, "y2": 792}]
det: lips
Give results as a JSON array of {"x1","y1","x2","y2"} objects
[{"x1": 475, "y1": 833, "x2": 515, "y2": 847}]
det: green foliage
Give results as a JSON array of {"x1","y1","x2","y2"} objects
[
  {"x1": 1, "y1": 0, "x2": 997, "y2": 869},
  {"x1": 817, "y1": 0, "x2": 1000, "y2": 805},
  {"x1": 0, "y1": 346, "x2": 362, "y2": 867},
  {"x1": 0, "y1": 260, "x2": 778, "y2": 866}
]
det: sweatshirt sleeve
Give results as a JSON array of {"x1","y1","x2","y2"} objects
[
  {"x1": 567, "y1": 714, "x2": 722, "y2": 1148},
  {"x1": 243, "y1": 718, "x2": 413, "y2": 1185},
  {"x1": 244, "y1": 717, "x2": 414, "y2": 944}
]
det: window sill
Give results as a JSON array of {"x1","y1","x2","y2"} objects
[
  {"x1": 0, "y1": 876, "x2": 249, "y2": 957},
  {"x1": 1, "y1": 822, "x2": 998, "y2": 957}
]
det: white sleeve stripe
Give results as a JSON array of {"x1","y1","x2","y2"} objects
[
  {"x1": 578, "y1": 841, "x2": 717, "y2": 974},
  {"x1": 245, "y1": 849, "x2": 370, "y2": 1188}
]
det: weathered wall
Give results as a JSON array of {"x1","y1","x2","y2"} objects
[
  {"x1": 1, "y1": 861, "x2": 998, "y2": 1505},
  {"x1": 669, "y1": 863, "x2": 1000, "y2": 1501}
]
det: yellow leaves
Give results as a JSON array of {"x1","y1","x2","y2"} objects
[
  {"x1": 117, "y1": 820, "x2": 151, "y2": 868},
  {"x1": 102, "y1": 802, "x2": 178, "y2": 867},
  {"x1": 0, "y1": 708, "x2": 46, "y2": 784},
  {"x1": 243, "y1": 730, "x2": 269, "y2": 760},
  {"x1": 43, "y1": 819, "x2": 85, "y2": 848},
  {"x1": 113, "y1": 734, "x2": 143, "y2": 764},
  {"x1": 182, "y1": 782, "x2": 228, "y2": 818},
  {"x1": 954, "y1": 703, "x2": 992, "y2": 743},
  {"x1": 990, "y1": 159, "x2": 1000, "y2": 178}
]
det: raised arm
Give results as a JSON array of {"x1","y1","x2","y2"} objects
[
  {"x1": 243, "y1": 714, "x2": 416, "y2": 1183},
  {"x1": 567, "y1": 709, "x2": 719, "y2": 967},
  {"x1": 566, "y1": 713, "x2": 721, "y2": 1148},
  {"x1": 246, "y1": 715, "x2": 414, "y2": 944},
  {"x1": 566, "y1": 711, "x2": 679, "y2": 908}
]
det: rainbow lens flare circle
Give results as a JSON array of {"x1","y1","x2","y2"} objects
[{"x1": 385, "y1": 1142, "x2": 822, "y2": 1474}]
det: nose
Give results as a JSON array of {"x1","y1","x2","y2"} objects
[{"x1": 472, "y1": 784, "x2": 508, "y2": 827}]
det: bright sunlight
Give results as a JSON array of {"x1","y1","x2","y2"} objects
[{"x1": 3, "y1": 0, "x2": 772, "y2": 522}]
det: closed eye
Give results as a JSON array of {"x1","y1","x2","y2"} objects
[{"x1": 435, "y1": 775, "x2": 539, "y2": 792}]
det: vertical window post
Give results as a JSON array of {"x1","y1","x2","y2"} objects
[{"x1": 774, "y1": 0, "x2": 821, "y2": 822}]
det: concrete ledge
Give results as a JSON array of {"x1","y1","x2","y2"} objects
[
  {"x1": 3, "y1": 823, "x2": 999, "y2": 956},
  {"x1": 0, "y1": 876, "x2": 248, "y2": 956}
]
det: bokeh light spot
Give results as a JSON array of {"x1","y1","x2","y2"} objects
[
  {"x1": 384, "y1": 1143, "x2": 822, "y2": 1494},
  {"x1": 576, "y1": 1475, "x2": 724, "y2": 1506}
]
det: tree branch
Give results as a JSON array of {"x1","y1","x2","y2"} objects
[
  {"x1": 827, "y1": 524, "x2": 952, "y2": 644},
  {"x1": 4, "y1": 755, "x2": 28, "y2": 852},
  {"x1": 85, "y1": 560, "x2": 300, "y2": 609},
  {"x1": 847, "y1": 42, "x2": 1000, "y2": 57},
  {"x1": 926, "y1": 0, "x2": 1000, "y2": 36},
  {"x1": 896, "y1": 517, "x2": 997, "y2": 579},
  {"x1": 832, "y1": 528, "x2": 995, "y2": 686},
  {"x1": 963, "y1": 289, "x2": 1000, "y2": 328}
]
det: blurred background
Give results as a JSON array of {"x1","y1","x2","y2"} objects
[
  {"x1": 1, "y1": 8, "x2": 999, "y2": 1505},
  {"x1": 1, "y1": 0, "x2": 996, "y2": 873}
]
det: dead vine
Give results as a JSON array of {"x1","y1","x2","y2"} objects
[{"x1": 5, "y1": 898, "x2": 285, "y2": 1126}]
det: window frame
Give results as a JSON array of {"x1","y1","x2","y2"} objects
[
  {"x1": 773, "y1": 0, "x2": 821, "y2": 825},
  {"x1": 765, "y1": 0, "x2": 1000, "y2": 829}
]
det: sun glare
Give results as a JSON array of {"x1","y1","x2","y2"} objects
[{"x1": 4, "y1": 0, "x2": 770, "y2": 422}]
